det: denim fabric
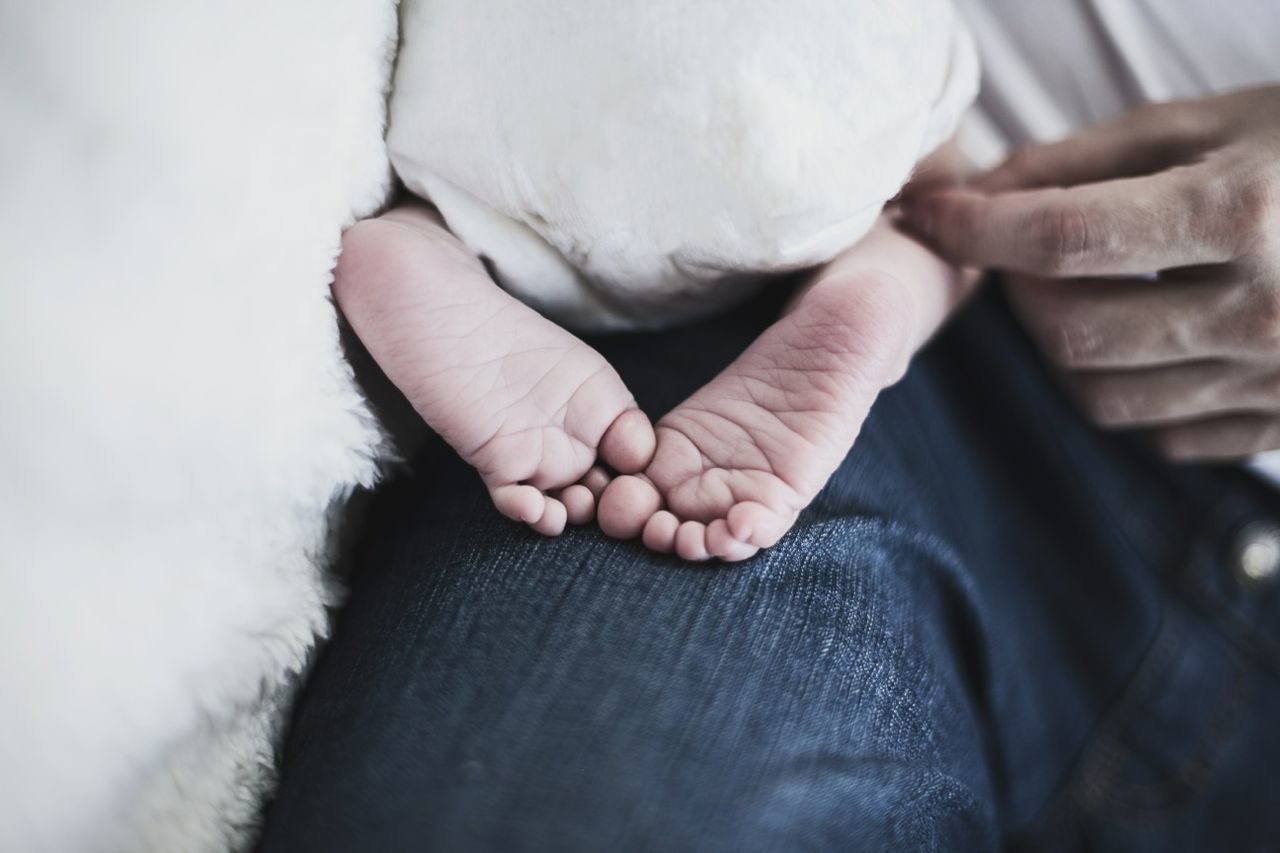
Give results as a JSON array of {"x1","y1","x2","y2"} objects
[{"x1": 257, "y1": 289, "x2": 1280, "y2": 853}]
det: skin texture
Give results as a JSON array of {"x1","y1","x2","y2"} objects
[
  {"x1": 904, "y1": 85, "x2": 1280, "y2": 461},
  {"x1": 334, "y1": 200, "x2": 971, "y2": 560},
  {"x1": 597, "y1": 218, "x2": 972, "y2": 561},
  {"x1": 334, "y1": 206, "x2": 655, "y2": 536}
]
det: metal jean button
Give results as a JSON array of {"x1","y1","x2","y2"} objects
[{"x1": 1232, "y1": 522, "x2": 1280, "y2": 587}]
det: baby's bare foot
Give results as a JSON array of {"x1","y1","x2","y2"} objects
[
  {"x1": 598, "y1": 270, "x2": 915, "y2": 561},
  {"x1": 335, "y1": 205, "x2": 654, "y2": 535}
]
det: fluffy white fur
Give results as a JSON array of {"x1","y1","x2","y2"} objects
[
  {"x1": 390, "y1": 0, "x2": 977, "y2": 330},
  {"x1": 0, "y1": 2, "x2": 398, "y2": 850},
  {"x1": 0, "y1": 2, "x2": 975, "y2": 848}
]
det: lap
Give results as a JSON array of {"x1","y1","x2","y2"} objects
[{"x1": 258, "y1": 290, "x2": 1280, "y2": 853}]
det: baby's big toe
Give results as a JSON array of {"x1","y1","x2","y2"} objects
[
  {"x1": 706, "y1": 519, "x2": 759, "y2": 562},
  {"x1": 491, "y1": 484, "x2": 546, "y2": 524},
  {"x1": 490, "y1": 483, "x2": 568, "y2": 537},
  {"x1": 727, "y1": 502, "x2": 796, "y2": 550},
  {"x1": 599, "y1": 408, "x2": 656, "y2": 475},
  {"x1": 529, "y1": 497, "x2": 568, "y2": 537},
  {"x1": 597, "y1": 474, "x2": 662, "y2": 540}
]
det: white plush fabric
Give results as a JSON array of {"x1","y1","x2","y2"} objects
[
  {"x1": 390, "y1": 0, "x2": 978, "y2": 331},
  {"x1": 0, "y1": 2, "x2": 974, "y2": 847},
  {"x1": 0, "y1": 2, "x2": 398, "y2": 850}
]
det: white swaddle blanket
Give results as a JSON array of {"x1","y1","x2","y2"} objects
[{"x1": 389, "y1": 0, "x2": 978, "y2": 331}]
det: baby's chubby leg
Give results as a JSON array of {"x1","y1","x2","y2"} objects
[
  {"x1": 598, "y1": 217, "x2": 974, "y2": 560},
  {"x1": 334, "y1": 204, "x2": 655, "y2": 535}
]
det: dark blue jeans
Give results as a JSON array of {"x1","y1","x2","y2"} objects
[{"x1": 257, "y1": 289, "x2": 1280, "y2": 852}]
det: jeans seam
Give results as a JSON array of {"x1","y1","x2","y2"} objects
[
  {"x1": 1180, "y1": 573, "x2": 1280, "y2": 678},
  {"x1": 1072, "y1": 605, "x2": 1251, "y2": 823}
]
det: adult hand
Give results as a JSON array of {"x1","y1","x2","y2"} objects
[{"x1": 903, "y1": 86, "x2": 1280, "y2": 461}]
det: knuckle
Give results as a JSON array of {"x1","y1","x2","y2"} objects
[
  {"x1": 1186, "y1": 171, "x2": 1225, "y2": 217},
  {"x1": 1242, "y1": 283, "x2": 1280, "y2": 348},
  {"x1": 1191, "y1": 171, "x2": 1235, "y2": 236},
  {"x1": 1032, "y1": 203, "x2": 1097, "y2": 275},
  {"x1": 1237, "y1": 177, "x2": 1278, "y2": 227},
  {"x1": 1232, "y1": 169, "x2": 1280, "y2": 252}
]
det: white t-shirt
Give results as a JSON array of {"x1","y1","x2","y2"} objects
[
  {"x1": 957, "y1": 0, "x2": 1280, "y2": 159},
  {"x1": 954, "y1": 0, "x2": 1280, "y2": 481}
]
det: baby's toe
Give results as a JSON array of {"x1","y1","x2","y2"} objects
[
  {"x1": 529, "y1": 496, "x2": 568, "y2": 537},
  {"x1": 599, "y1": 408, "x2": 656, "y2": 474},
  {"x1": 580, "y1": 466, "x2": 611, "y2": 499},
  {"x1": 598, "y1": 474, "x2": 662, "y2": 540},
  {"x1": 675, "y1": 521, "x2": 711, "y2": 562},
  {"x1": 490, "y1": 484, "x2": 546, "y2": 524},
  {"x1": 642, "y1": 510, "x2": 680, "y2": 554},
  {"x1": 728, "y1": 501, "x2": 795, "y2": 549},
  {"x1": 559, "y1": 484, "x2": 596, "y2": 526},
  {"x1": 706, "y1": 519, "x2": 759, "y2": 562}
]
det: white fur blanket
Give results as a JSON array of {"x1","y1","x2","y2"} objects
[{"x1": 0, "y1": 2, "x2": 399, "y2": 849}]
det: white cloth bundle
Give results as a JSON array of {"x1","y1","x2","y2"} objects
[{"x1": 390, "y1": 0, "x2": 978, "y2": 330}]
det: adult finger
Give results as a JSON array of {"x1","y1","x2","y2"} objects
[
  {"x1": 975, "y1": 101, "x2": 1221, "y2": 192},
  {"x1": 1070, "y1": 360, "x2": 1275, "y2": 428},
  {"x1": 1155, "y1": 413, "x2": 1280, "y2": 461},
  {"x1": 1006, "y1": 275, "x2": 1243, "y2": 369},
  {"x1": 905, "y1": 167, "x2": 1235, "y2": 277}
]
